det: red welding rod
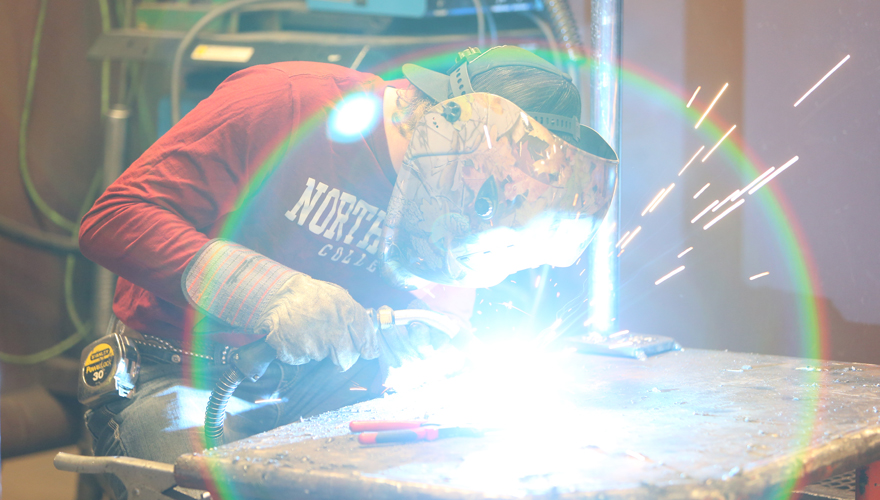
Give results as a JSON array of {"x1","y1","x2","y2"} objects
[
  {"x1": 349, "y1": 420, "x2": 432, "y2": 432},
  {"x1": 358, "y1": 427, "x2": 440, "y2": 444}
]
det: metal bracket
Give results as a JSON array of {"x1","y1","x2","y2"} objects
[
  {"x1": 564, "y1": 331, "x2": 681, "y2": 360},
  {"x1": 54, "y1": 452, "x2": 209, "y2": 500}
]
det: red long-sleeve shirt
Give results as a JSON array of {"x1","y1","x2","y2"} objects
[{"x1": 80, "y1": 62, "x2": 419, "y2": 341}]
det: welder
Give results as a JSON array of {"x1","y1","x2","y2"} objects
[{"x1": 77, "y1": 45, "x2": 617, "y2": 494}]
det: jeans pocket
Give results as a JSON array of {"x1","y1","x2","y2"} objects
[
  {"x1": 276, "y1": 363, "x2": 303, "y2": 395},
  {"x1": 86, "y1": 405, "x2": 129, "y2": 457}
]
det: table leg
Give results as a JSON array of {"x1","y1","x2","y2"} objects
[{"x1": 857, "y1": 462, "x2": 880, "y2": 500}]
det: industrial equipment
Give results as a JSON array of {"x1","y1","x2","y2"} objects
[{"x1": 306, "y1": 0, "x2": 542, "y2": 17}]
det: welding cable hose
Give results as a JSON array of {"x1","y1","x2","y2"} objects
[
  {"x1": 542, "y1": 0, "x2": 584, "y2": 84},
  {"x1": 204, "y1": 367, "x2": 245, "y2": 448},
  {"x1": 543, "y1": 0, "x2": 584, "y2": 58},
  {"x1": 204, "y1": 337, "x2": 277, "y2": 448},
  {"x1": 0, "y1": 215, "x2": 80, "y2": 254}
]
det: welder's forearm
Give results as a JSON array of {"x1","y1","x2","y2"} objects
[
  {"x1": 182, "y1": 240, "x2": 299, "y2": 331},
  {"x1": 79, "y1": 195, "x2": 210, "y2": 307}
]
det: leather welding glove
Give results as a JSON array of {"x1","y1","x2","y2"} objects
[
  {"x1": 378, "y1": 323, "x2": 439, "y2": 369},
  {"x1": 255, "y1": 274, "x2": 380, "y2": 370},
  {"x1": 377, "y1": 299, "x2": 466, "y2": 369},
  {"x1": 182, "y1": 239, "x2": 379, "y2": 371}
]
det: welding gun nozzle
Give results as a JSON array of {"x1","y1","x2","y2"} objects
[{"x1": 367, "y1": 305, "x2": 396, "y2": 332}]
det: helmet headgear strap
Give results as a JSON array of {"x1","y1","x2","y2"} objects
[{"x1": 445, "y1": 47, "x2": 581, "y2": 142}]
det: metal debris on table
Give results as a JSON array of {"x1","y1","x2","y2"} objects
[{"x1": 172, "y1": 349, "x2": 880, "y2": 500}]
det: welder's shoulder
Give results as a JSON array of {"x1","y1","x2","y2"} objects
[
  {"x1": 264, "y1": 61, "x2": 384, "y2": 89},
  {"x1": 217, "y1": 62, "x2": 383, "y2": 105}
]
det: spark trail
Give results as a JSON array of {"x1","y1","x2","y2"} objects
[
  {"x1": 794, "y1": 55, "x2": 850, "y2": 107},
  {"x1": 695, "y1": 83, "x2": 728, "y2": 129},
  {"x1": 679, "y1": 146, "x2": 705, "y2": 176},
  {"x1": 655, "y1": 266, "x2": 685, "y2": 285}
]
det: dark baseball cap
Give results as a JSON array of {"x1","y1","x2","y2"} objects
[{"x1": 402, "y1": 45, "x2": 581, "y2": 140}]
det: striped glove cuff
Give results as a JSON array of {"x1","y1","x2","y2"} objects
[{"x1": 182, "y1": 239, "x2": 298, "y2": 330}]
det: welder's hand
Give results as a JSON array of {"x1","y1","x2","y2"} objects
[
  {"x1": 378, "y1": 322, "x2": 450, "y2": 369},
  {"x1": 255, "y1": 274, "x2": 380, "y2": 371},
  {"x1": 377, "y1": 299, "x2": 461, "y2": 369}
]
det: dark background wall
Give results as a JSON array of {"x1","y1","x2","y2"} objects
[
  {"x1": 618, "y1": 0, "x2": 880, "y2": 363},
  {"x1": 0, "y1": 0, "x2": 103, "y2": 392}
]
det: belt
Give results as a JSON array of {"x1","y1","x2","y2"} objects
[{"x1": 109, "y1": 316, "x2": 232, "y2": 366}]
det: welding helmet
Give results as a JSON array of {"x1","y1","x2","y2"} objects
[{"x1": 379, "y1": 91, "x2": 618, "y2": 289}]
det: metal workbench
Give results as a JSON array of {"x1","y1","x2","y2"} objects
[{"x1": 170, "y1": 349, "x2": 880, "y2": 499}]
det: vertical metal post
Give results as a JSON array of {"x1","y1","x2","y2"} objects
[
  {"x1": 92, "y1": 105, "x2": 129, "y2": 338},
  {"x1": 586, "y1": 0, "x2": 622, "y2": 336}
]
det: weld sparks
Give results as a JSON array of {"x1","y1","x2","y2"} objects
[
  {"x1": 677, "y1": 247, "x2": 693, "y2": 258},
  {"x1": 686, "y1": 86, "x2": 701, "y2": 108},
  {"x1": 500, "y1": 301, "x2": 533, "y2": 316},
  {"x1": 703, "y1": 198, "x2": 745, "y2": 230},
  {"x1": 713, "y1": 188, "x2": 741, "y2": 212},
  {"x1": 794, "y1": 55, "x2": 850, "y2": 107},
  {"x1": 618, "y1": 226, "x2": 642, "y2": 251},
  {"x1": 693, "y1": 183, "x2": 710, "y2": 199},
  {"x1": 649, "y1": 183, "x2": 675, "y2": 213},
  {"x1": 695, "y1": 82, "x2": 728, "y2": 129},
  {"x1": 738, "y1": 167, "x2": 775, "y2": 197},
  {"x1": 642, "y1": 188, "x2": 666, "y2": 216},
  {"x1": 748, "y1": 156, "x2": 799, "y2": 195},
  {"x1": 702, "y1": 124, "x2": 736, "y2": 162},
  {"x1": 692, "y1": 200, "x2": 719, "y2": 223},
  {"x1": 679, "y1": 146, "x2": 705, "y2": 176},
  {"x1": 655, "y1": 266, "x2": 685, "y2": 285},
  {"x1": 749, "y1": 272, "x2": 770, "y2": 281}
]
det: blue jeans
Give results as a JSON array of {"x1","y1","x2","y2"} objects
[{"x1": 85, "y1": 355, "x2": 382, "y2": 497}]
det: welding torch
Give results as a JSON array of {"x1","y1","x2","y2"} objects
[{"x1": 204, "y1": 306, "x2": 470, "y2": 448}]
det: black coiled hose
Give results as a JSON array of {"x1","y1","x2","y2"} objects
[
  {"x1": 204, "y1": 368, "x2": 247, "y2": 448},
  {"x1": 204, "y1": 338, "x2": 276, "y2": 448},
  {"x1": 543, "y1": 0, "x2": 584, "y2": 57}
]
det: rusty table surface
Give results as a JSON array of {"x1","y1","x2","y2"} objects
[{"x1": 174, "y1": 349, "x2": 880, "y2": 499}]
